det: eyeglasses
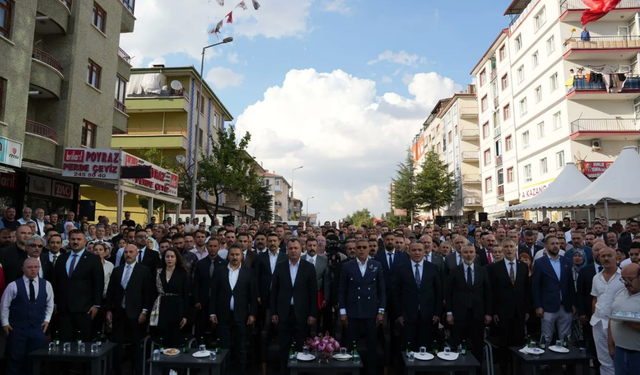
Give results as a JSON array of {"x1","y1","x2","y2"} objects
[
  {"x1": 28, "y1": 244, "x2": 44, "y2": 248},
  {"x1": 620, "y1": 275, "x2": 640, "y2": 284},
  {"x1": 356, "y1": 246, "x2": 368, "y2": 249}
]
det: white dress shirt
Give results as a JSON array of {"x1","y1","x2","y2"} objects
[
  {"x1": 268, "y1": 251, "x2": 279, "y2": 274},
  {"x1": 228, "y1": 265, "x2": 241, "y2": 311},
  {"x1": 591, "y1": 268, "x2": 624, "y2": 329},
  {"x1": 463, "y1": 263, "x2": 475, "y2": 284},
  {"x1": 412, "y1": 259, "x2": 424, "y2": 281},
  {"x1": 191, "y1": 248, "x2": 208, "y2": 261},
  {"x1": 35, "y1": 219, "x2": 46, "y2": 236},
  {"x1": 357, "y1": 258, "x2": 367, "y2": 277},
  {"x1": 307, "y1": 254, "x2": 317, "y2": 266},
  {"x1": 102, "y1": 261, "x2": 114, "y2": 297},
  {"x1": 0, "y1": 276, "x2": 54, "y2": 326},
  {"x1": 505, "y1": 259, "x2": 517, "y2": 279}
]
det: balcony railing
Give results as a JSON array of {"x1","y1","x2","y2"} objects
[
  {"x1": 563, "y1": 36, "x2": 640, "y2": 53},
  {"x1": 494, "y1": 126, "x2": 502, "y2": 138},
  {"x1": 114, "y1": 100, "x2": 126, "y2": 113},
  {"x1": 459, "y1": 107, "x2": 478, "y2": 117},
  {"x1": 496, "y1": 154, "x2": 503, "y2": 167},
  {"x1": 490, "y1": 70, "x2": 497, "y2": 81},
  {"x1": 497, "y1": 185, "x2": 505, "y2": 197},
  {"x1": 58, "y1": 0, "x2": 72, "y2": 11},
  {"x1": 461, "y1": 151, "x2": 479, "y2": 160},
  {"x1": 462, "y1": 174, "x2": 481, "y2": 183},
  {"x1": 120, "y1": 0, "x2": 135, "y2": 14},
  {"x1": 493, "y1": 96, "x2": 499, "y2": 108},
  {"x1": 560, "y1": 0, "x2": 640, "y2": 11},
  {"x1": 26, "y1": 120, "x2": 58, "y2": 143},
  {"x1": 119, "y1": 126, "x2": 188, "y2": 137},
  {"x1": 463, "y1": 197, "x2": 482, "y2": 206},
  {"x1": 460, "y1": 129, "x2": 479, "y2": 139},
  {"x1": 570, "y1": 118, "x2": 637, "y2": 133},
  {"x1": 568, "y1": 74, "x2": 640, "y2": 92},
  {"x1": 32, "y1": 47, "x2": 63, "y2": 75},
  {"x1": 118, "y1": 48, "x2": 131, "y2": 64}
]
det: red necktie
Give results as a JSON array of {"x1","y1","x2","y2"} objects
[{"x1": 487, "y1": 251, "x2": 492, "y2": 263}]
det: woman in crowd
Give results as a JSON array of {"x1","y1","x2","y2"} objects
[{"x1": 93, "y1": 242, "x2": 114, "y2": 338}]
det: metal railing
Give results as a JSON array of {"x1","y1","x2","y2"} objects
[
  {"x1": 26, "y1": 120, "x2": 58, "y2": 143},
  {"x1": 120, "y1": 0, "x2": 135, "y2": 14},
  {"x1": 461, "y1": 151, "x2": 479, "y2": 160},
  {"x1": 493, "y1": 96, "x2": 499, "y2": 109},
  {"x1": 560, "y1": 0, "x2": 640, "y2": 11},
  {"x1": 462, "y1": 174, "x2": 481, "y2": 183},
  {"x1": 496, "y1": 155, "x2": 503, "y2": 167},
  {"x1": 58, "y1": 0, "x2": 72, "y2": 11},
  {"x1": 570, "y1": 118, "x2": 637, "y2": 133},
  {"x1": 460, "y1": 129, "x2": 479, "y2": 139},
  {"x1": 32, "y1": 47, "x2": 63, "y2": 74},
  {"x1": 121, "y1": 126, "x2": 188, "y2": 137},
  {"x1": 563, "y1": 35, "x2": 640, "y2": 53},
  {"x1": 459, "y1": 107, "x2": 479, "y2": 117},
  {"x1": 497, "y1": 185, "x2": 505, "y2": 197},
  {"x1": 569, "y1": 74, "x2": 640, "y2": 91},
  {"x1": 490, "y1": 70, "x2": 497, "y2": 81},
  {"x1": 509, "y1": 0, "x2": 541, "y2": 30},
  {"x1": 118, "y1": 48, "x2": 131, "y2": 64},
  {"x1": 464, "y1": 197, "x2": 482, "y2": 206},
  {"x1": 114, "y1": 100, "x2": 126, "y2": 113}
]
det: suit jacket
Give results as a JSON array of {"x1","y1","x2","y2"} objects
[
  {"x1": 517, "y1": 243, "x2": 544, "y2": 258},
  {"x1": 618, "y1": 234, "x2": 634, "y2": 252},
  {"x1": 374, "y1": 250, "x2": 408, "y2": 300},
  {"x1": 532, "y1": 255, "x2": 573, "y2": 313},
  {"x1": 243, "y1": 249, "x2": 258, "y2": 269},
  {"x1": 444, "y1": 251, "x2": 462, "y2": 276},
  {"x1": 446, "y1": 264, "x2": 492, "y2": 321},
  {"x1": 210, "y1": 265, "x2": 259, "y2": 324},
  {"x1": 33, "y1": 256, "x2": 53, "y2": 281},
  {"x1": 486, "y1": 260, "x2": 529, "y2": 320},
  {"x1": 338, "y1": 259, "x2": 386, "y2": 319},
  {"x1": 51, "y1": 250, "x2": 104, "y2": 313},
  {"x1": 393, "y1": 260, "x2": 442, "y2": 322},
  {"x1": 193, "y1": 256, "x2": 228, "y2": 306},
  {"x1": 0, "y1": 244, "x2": 28, "y2": 284},
  {"x1": 303, "y1": 254, "x2": 331, "y2": 301},
  {"x1": 255, "y1": 251, "x2": 287, "y2": 303},
  {"x1": 576, "y1": 263, "x2": 599, "y2": 318},
  {"x1": 476, "y1": 248, "x2": 490, "y2": 267},
  {"x1": 270, "y1": 259, "x2": 318, "y2": 323},
  {"x1": 105, "y1": 263, "x2": 154, "y2": 320}
]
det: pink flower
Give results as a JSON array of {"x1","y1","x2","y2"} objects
[
  {"x1": 318, "y1": 343, "x2": 326, "y2": 351},
  {"x1": 329, "y1": 338, "x2": 336, "y2": 344},
  {"x1": 327, "y1": 344, "x2": 335, "y2": 352}
]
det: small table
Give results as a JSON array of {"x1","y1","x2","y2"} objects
[
  {"x1": 509, "y1": 346, "x2": 594, "y2": 375},
  {"x1": 29, "y1": 342, "x2": 116, "y2": 375},
  {"x1": 147, "y1": 349, "x2": 228, "y2": 375},
  {"x1": 288, "y1": 356, "x2": 363, "y2": 375},
  {"x1": 402, "y1": 352, "x2": 481, "y2": 375}
]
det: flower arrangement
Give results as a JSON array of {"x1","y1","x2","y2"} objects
[{"x1": 305, "y1": 332, "x2": 340, "y2": 356}]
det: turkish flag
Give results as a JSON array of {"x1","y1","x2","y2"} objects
[{"x1": 581, "y1": 0, "x2": 623, "y2": 25}]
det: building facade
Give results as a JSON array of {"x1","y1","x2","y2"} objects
[
  {"x1": 260, "y1": 172, "x2": 291, "y2": 222},
  {"x1": 472, "y1": 0, "x2": 640, "y2": 220}
]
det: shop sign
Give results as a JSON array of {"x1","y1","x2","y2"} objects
[
  {"x1": 28, "y1": 175, "x2": 52, "y2": 196},
  {"x1": 0, "y1": 173, "x2": 18, "y2": 190},
  {"x1": 394, "y1": 208, "x2": 407, "y2": 216},
  {"x1": 245, "y1": 205, "x2": 256, "y2": 218},
  {"x1": 0, "y1": 137, "x2": 23, "y2": 168},
  {"x1": 62, "y1": 149, "x2": 121, "y2": 179},
  {"x1": 581, "y1": 161, "x2": 613, "y2": 179},
  {"x1": 121, "y1": 152, "x2": 179, "y2": 196},
  {"x1": 520, "y1": 180, "x2": 553, "y2": 202},
  {"x1": 52, "y1": 181, "x2": 74, "y2": 199}
]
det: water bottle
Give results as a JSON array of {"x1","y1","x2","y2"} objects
[
  {"x1": 540, "y1": 335, "x2": 547, "y2": 349},
  {"x1": 290, "y1": 342, "x2": 297, "y2": 363},
  {"x1": 54, "y1": 331, "x2": 60, "y2": 346},
  {"x1": 95, "y1": 331, "x2": 102, "y2": 347},
  {"x1": 76, "y1": 331, "x2": 82, "y2": 345},
  {"x1": 432, "y1": 340, "x2": 439, "y2": 355},
  {"x1": 352, "y1": 341, "x2": 360, "y2": 364},
  {"x1": 406, "y1": 341, "x2": 411, "y2": 357},
  {"x1": 526, "y1": 335, "x2": 532, "y2": 348},
  {"x1": 158, "y1": 338, "x2": 164, "y2": 351},
  {"x1": 183, "y1": 338, "x2": 190, "y2": 353},
  {"x1": 563, "y1": 334, "x2": 569, "y2": 348},
  {"x1": 461, "y1": 340, "x2": 467, "y2": 355}
]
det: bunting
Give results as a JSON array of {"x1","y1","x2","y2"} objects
[
  {"x1": 236, "y1": 1, "x2": 248, "y2": 10},
  {"x1": 581, "y1": 0, "x2": 623, "y2": 25},
  {"x1": 209, "y1": 0, "x2": 259, "y2": 38},
  {"x1": 215, "y1": 0, "x2": 224, "y2": 5},
  {"x1": 252, "y1": 0, "x2": 260, "y2": 10},
  {"x1": 225, "y1": 11, "x2": 233, "y2": 23}
]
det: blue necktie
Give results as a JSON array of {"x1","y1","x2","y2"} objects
[
  {"x1": 414, "y1": 264, "x2": 421, "y2": 287},
  {"x1": 388, "y1": 253, "x2": 393, "y2": 268},
  {"x1": 121, "y1": 265, "x2": 132, "y2": 308}
]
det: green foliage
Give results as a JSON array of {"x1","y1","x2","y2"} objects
[
  {"x1": 391, "y1": 148, "x2": 419, "y2": 221},
  {"x1": 382, "y1": 212, "x2": 410, "y2": 228},
  {"x1": 414, "y1": 148, "x2": 457, "y2": 212},
  {"x1": 246, "y1": 180, "x2": 274, "y2": 222},
  {"x1": 344, "y1": 208, "x2": 374, "y2": 228}
]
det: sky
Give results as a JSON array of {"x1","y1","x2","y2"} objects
[{"x1": 120, "y1": 0, "x2": 512, "y2": 222}]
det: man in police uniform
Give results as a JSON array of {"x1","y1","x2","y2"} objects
[{"x1": 339, "y1": 239, "x2": 385, "y2": 375}]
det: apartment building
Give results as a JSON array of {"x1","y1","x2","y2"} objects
[
  {"x1": 411, "y1": 86, "x2": 482, "y2": 224},
  {"x1": 0, "y1": 0, "x2": 135, "y2": 213},
  {"x1": 472, "y1": 0, "x2": 640, "y2": 220},
  {"x1": 260, "y1": 172, "x2": 291, "y2": 222}
]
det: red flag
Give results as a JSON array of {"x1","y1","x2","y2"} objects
[
  {"x1": 215, "y1": 0, "x2": 224, "y2": 5},
  {"x1": 225, "y1": 11, "x2": 233, "y2": 24},
  {"x1": 236, "y1": 1, "x2": 247, "y2": 10},
  {"x1": 581, "y1": 0, "x2": 623, "y2": 25}
]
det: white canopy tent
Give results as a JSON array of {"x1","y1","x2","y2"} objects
[{"x1": 506, "y1": 163, "x2": 592, "y2": 212}]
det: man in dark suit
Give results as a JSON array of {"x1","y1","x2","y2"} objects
[
  {"x1": 339, "y1": 239, "x2": 385, "y2": 375},
  {"x1": 518, "y1": 230, "x2": 543, "y2": 258},
  {"x1": 25, "y1": 236, "x2": 53, "y2": 281},
  {"x1": 446, "y1": 244, "x2": 492, "y2": 363},
  {"x1": 255, "y1": 233, "x2": 286, "y2": 328},
  {"x1": 117, "y1": 229, "x2": 161, "y2": 273},
  {"x1": 0, "y1": 225, "x2": 32, "y2": 284},
  {"x1": 303, "y1": 238, "x2": 331, "y2": 333},
  {"x1": 210, "y1": 245, "x2": 258, "y2": 371},
  {"x1": 445, "y1": 236, "x2": 467, "y2": 276},
  {"x1": 476, "y1": 232, "x2": 496, "y2": 266},
  {"x1": 51, "y1": 229, "x2": 104, "y2": 342},
  {"x1": 105, "y1": 244, "x2": 154, "y2": 375},
  {"x1": 532, "y1": 234, "x2": 574, "y2": 347},
  {"x1": 193, "y1": 237, "x2": 228, "y2": 339},
  {"x1": 270, "y1": 238, "x2": 318, "y2": 375},
  {"x1": 374, "y1": 231, "x2": 408, "y2": 320},
  {"x1": 421, "y1": 235, "x2": 445, "y2": 280},
  {"x1": 394, "y1": 241, "x2": 442, "y2": 352},
  {"x1": 487, "y1": 239, "x2": 529, "y2": 375},
  {"x1": 618, "y1": 219, "x2": 639, "y2": 252},
  {"x1": 237, "y1": 233, "x2": 258, "y2": 269}
]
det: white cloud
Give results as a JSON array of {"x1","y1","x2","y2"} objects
[
  {"x1": 323, "y1": 0, "x2": 352, "y2": 15},
  {"x1": 367, "y1": 50, "x2": 427, "y2": 67},
  {"x1": 381, "y1": 75, "x2": 392, "y2": 83},
  {"x1": 227, "y1": 52, "x2": 240, "y2": 64},
  {"x1": 206, "y1": 67, "x2": 245, "y2": 89},
  {"x1": 235, "y1": 69, "x2": 461, "y2": 220}
]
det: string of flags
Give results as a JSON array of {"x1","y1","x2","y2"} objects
[{"x1": 210, "y1": 0, "x2": 261, "y2": 37}]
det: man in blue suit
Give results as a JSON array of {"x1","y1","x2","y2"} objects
[
  {"x1": 374, "y1": 231, "x2": 408, "y2": 321},
  {"x1": 533, "y1": 234, "x2": 575, "y2": 345},
  {"x1": 339, "y1": 239, "x2": 385, "y2": 375}
]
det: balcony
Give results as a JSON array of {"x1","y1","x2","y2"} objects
[
  {"x1": 24, "y1": 120, "x2": 58, "y2": 166},
  {"x1": 111, "y1": 126, "x2": 189, "y2": 150},
  {"x1": 126, "y1": 92, "x2": 190, "y2": 113},
  {"x1": 496, "y1": 154, "x2": 503, "y2": 167},
  {"x1": 274, "y1": 201, "x2": 282, "y2": 207},
  {"x1": 560, "y1": 0, "x2": 640, "y2": 22},
  {"x1": 493, "y1": 96, "x2": 499, "y2": 109},
  {"x1": 35, "y1": 0, "x2": 71, "y2": 35},
  {"x1": 30, "y1": 48, "x2": 64, "y2": 98},
  {"x1": 563, "y1": 36, "x2": 640, "y2": 61},
  {"x1": 119, "y1": 0, "x2": 136, "y2": 33},
  {"x1": 494, "y1": 126, "x2": 502, "y2": 138},
  {"x1": 32, "y1": 48, "x2": 63, "y2": 75},
  {"x1": 117, "y1": 48, "x2": 132, "y2": 79},
  {"x1": 462, "y1": 174, "x2": 481, "y2": 183},
  {"x1": 460, "y1": 129, "x2": 479, "y2": 140},
  {"x1": 459, "y1": 107, "x2": 478, "y2": 118},
  {"x1": 26, "y1": 120, "x2": 57, "y2": 143},
  {"x1": 570, "y1": 118, "x2": 640, "y2": 140},
  {"x1": 463, "y1": 197, "x2": 482, "y2": 206},
  {"x1": 461, "y1": 151, "x2": 479, "y2": 162},
  {"x1": 490, "y1": 70, "x2": 497, "y2": 82},
  {"x1": 497, "y1": 185, "x2": 505, "y2": 198},
  {"x1": 567, "y1": 74, "x2": 640, "y2": 100}
]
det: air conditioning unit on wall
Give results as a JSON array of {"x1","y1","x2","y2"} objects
[{"x1": 591, "y1": 140, "x2": 602, "y2": 150}]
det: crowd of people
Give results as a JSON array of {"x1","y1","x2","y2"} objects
[{"x1": 0, "y1": 207, "x2": 639, "y2": 375}]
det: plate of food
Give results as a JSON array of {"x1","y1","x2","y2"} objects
[
  {"x1": 162, "y1": 348, "x2": 180, "y2": 356},
  {"x1": 297, "y1": 353, "x2": 316, "y2": 361},
  {"x1": 192, "y1": 350, "x2": 211, "y2": 358},
  {"x1": 549, "y1": 346, "x2": 569, "y2": 354},
  {"x1": 437, "y1": 352, "x2": 459, "y2": 361},
  {"x1": 414, "y1": 352, "x2": 435, "y2": 361},
  {"x1": 332, "y1": 353, "x2": 352, "y2": 361}
]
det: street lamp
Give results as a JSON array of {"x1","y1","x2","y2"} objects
[
  {"x1": 306, "y1": 196, "x2": 314, "y2": 217},
  {"x1": 191, "y1": 36, "x2": 233, "y2": 221},
  {"x1": 290, "y1": 165, "x2": 303, "y2": 199}
]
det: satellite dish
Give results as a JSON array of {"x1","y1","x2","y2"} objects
[
  {"x1": 176, "y1": 155, "x2": 186, "y2": 165},
  {"x1": 170, "y1": 80, "x2": 183, "y2": 91}
]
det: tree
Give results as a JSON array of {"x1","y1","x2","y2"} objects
[
  {"x1": 344, "y1": 208, "x2": 374, "y2": 228},
  {"x1": 382, "y1": 212, "x2": 410, "y2": 228},
  {"x1": 391, "y1": 148, "x2": 419, "y2": 222},
  {"x1": 414, "y1": 148, "x2": 457, "y2": 214},
  {"x1": 135, "y1": 148, "x2": 179, "y2": 215},
  {"x1": 246, "y1": 180, "x2": 273, "y2": 222}
]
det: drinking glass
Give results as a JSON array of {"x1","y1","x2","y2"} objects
[
  {"x1": 152, "y1": 349, "x2": 160, "y2": 361},
  {"x1": 444, "y1": 346, "x2": 451, "y2": 354},
  {"x1": 48, "y1": 342, "x2": 56, "y2": 352},
  {"x1": 340, "y1": 347, "x2": 347, "y2": 356},
  {"x1": 303, "y1": 346, "x2": 310, "y2": 356},
  {"x1": 407, "y1": 352, "x2": 414, "y2": 362},
  {"x1": 78, "y1": 342, "x2": 85, "y2": 353},
  {"x1": 419, "y1": 347, "x2": 427, "y2": 354},
  {"x1": 209, "y1": 351, "x2": 216, "y2": 361},
  {"x1": 580, "y1": 347, "x2": 586, "y2": 357},
  {"x1": 63, "y1": 343, "x2": 71, "y2": 353},
  {"x1": 91, "y1": 343, "x2": 99, "y2": 354},
  {"x1": 199, "y1": 344, "x2": 207, "y2": 352},
  {"x1": 556, "y1": 340, "x2": 563, "y2": 348}
]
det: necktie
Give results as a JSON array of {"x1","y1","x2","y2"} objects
[
  {"x1": 309, "y1": 257, "x2": 315, "y2": 266},
  {"x1": 121, "y1": 265, "x2": 132, "y2": 308},
  {"x1": 598, "y1": 265, "x2": 603, "y2": 273},
  {"x1": 29, "y1": 279, "x2": 35, "y2": 303},
  {"x1": 52, "y1": 254, "x2": 58, "y2": 268},
  {"x1": 467, "y1": 266, "x2": 473, "y2": 289},
  {"x1": 209, "y1": 260, "x2": 215, "y2": 278},
  {"x1": 487, "y1": 250, "x2": 493, "y2": 263},
  {"x1": 457, "y1": 254, "x2": 461, "y2": 265},
  {"x1": 509, "y1": 262, "x2": 515, "y2": 286},
  {"x1": 414, "y1": 264, "x2": 421, "y2": 287},
  {"x1": 68, "y1": 254, "x2": 78, "y2": 276},
  {"x1": 137, "y1": 250, "x2": 142, "y2": 263},
  {"x1": 388, "y1": 253, "x2": 393, "y2": 268}
]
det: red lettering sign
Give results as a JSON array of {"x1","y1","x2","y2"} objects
[
  {"x1": 52, "y1": 181, "x2": 74, "y2": 199},
  {"x1": 0, "y1": 173, "x2": 18, "y2": 190},
  {"x1": 64, "y1": 149, "x2": 85, "y2": 162}
]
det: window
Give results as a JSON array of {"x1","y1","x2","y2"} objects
[
  {"x1": 499, "y1": 45, "x2": 506, "y2": 61},
  {"x1": 506, "y1": 135, "x2": 513, "y2": 151},
  {"x1": 485, "y1": 177, "x2": 493, "y2": 193},
  {"x1": 515, "y1": 35, "x2": 522, "y2": 52},
  {"x1": 537, "y1": 122, "x2": 545, "y2": 138},
  {"x1": 0, "y1": 77, "x2": 5, "y2": 122},
  {"x1": 503, "y1": 104, "x2": 511, "y2": 120},
  {"x1": 92, "y1": 2, "x2": 106, "y2": 33},
  {"x1": 198, "y1": 128, "x2": 204, "y2": 148},
  {"x1": 87, "y1": 60, "x2": 101, "y2": 89},
  {"x1": 556, "y1": 151, "x2": 565, "y2": 169},
  {"x1": 517, "y1": 65, "x2": 525, "y2": 83},
  {"x1": 200, "y1": 94, "x2": 205, "y2": 114},
  {"x1": 481, "y1": 95, "x2": 488, "y2": 112},
  {"x1": 534, "y1": 86, "x2": 542, "y2": 103},
  {"x1": 546, "y1": 35, "x2": 555, "y2": 55},
  {"x1": 495, "y1": 139, "x2": 503, "y2": 157},
  {"x1": 482, "y1": 122, "x2": 490, "y2": 139},
  {"x1": 276, "y1": 180, "x2": 280, "y2": 186},
  {"x1": 484, "y1": 149, "x2": 491, "y2": 166},
  {"x1": 447, "y1": 131, "x2": 452, "y2": 143},
  {"x1": 549, "y1": 72, "x2": 558, "y2": 91},
  {"x1": 524, "y1": 164, "x2": 532, "y2": 182},
  {"x1": 534, "y1": 7, "x2": 546, "y2": 32},
  {"x1": 507, "y1": 167, "x2": 514, "y2": 183},
  {"x1": 497, "y1": 169, "x2": 504, "y2": 185},
  {"x1": 501, "y1": 74, "x2": 509, "y2": 90},
  {"x1": 480, "y1": 69, "x2": 486, "y2": 86},
  {"x1": 0, "y1": 0, "x2": 12, "y2": 38},
  {"x1": 532, "y1": 51, "x2": 539, "y2": 68},
  {"x1": 114, "y1": 75, "x2": 126, "y2": 111},
  {"x1": 522, "y1": 131, "x2": 530, "y2": 148},
  {"x1": 519, "y1": 98, "x2": 527, "y2": 116},
  {"x1": 82, "y1": 120, "x2": 97, "y2": 148},
  {"x1": 213, "y1": 113, "x2": 219, "y2": 129},
  {"x1": 553, "y1": 111, "x2": 562, "y2": 130},
  {"x1": 540, "y1": 157, "x2": 548, "y2": 174}
]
